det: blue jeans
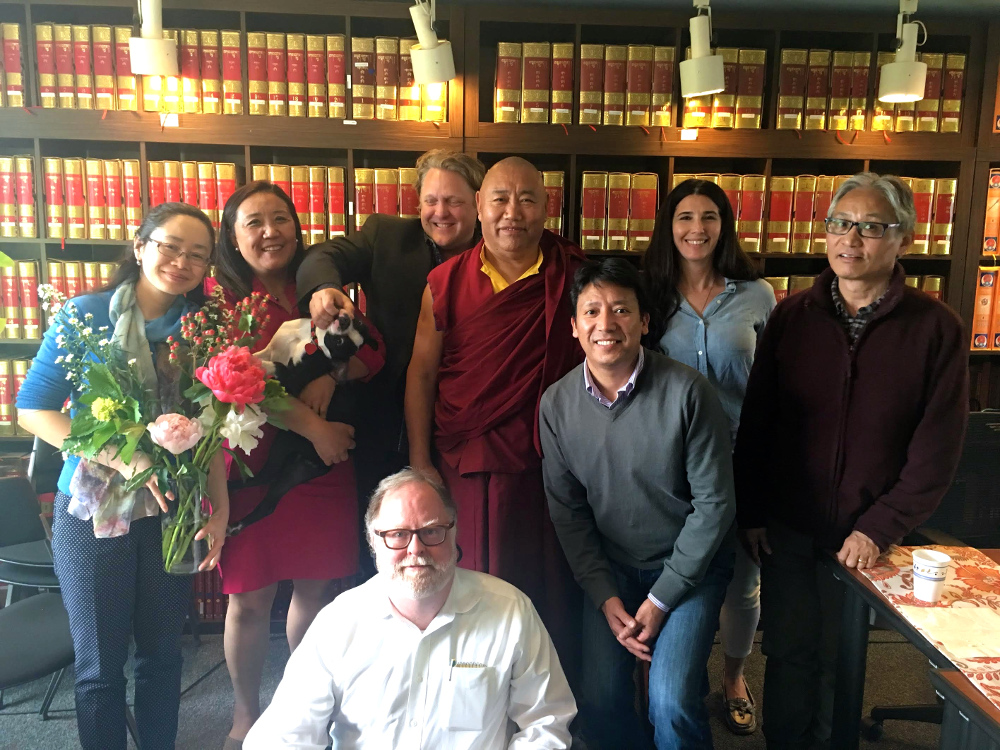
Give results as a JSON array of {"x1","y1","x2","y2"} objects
[
  {"x1": 580, "y1": 547, "x2": 735, "y2": 750},
  {"x1": 52, "y1": 492, "x2": 192, "y2": 750}
]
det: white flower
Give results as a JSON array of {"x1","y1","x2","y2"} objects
[
  {"x1": 55, "y1": 356, "x2": 64, "y2": 364},
  {"x1": 65, "y1": 373, "x2": 73, "y2": 380},
  {"x1": 64, "y1": 353, "x2": 73, "y2": 362},
  {"x1": 98, "y1": 338, "x2": 110, "y2": 346},
  {"x1": 218, "y1": 404, "x2": 267, "y2": 454},
  {"x1": 84, "y1": 313, "x2": 93, "y2": 320},
  {"x1": 82, "y1": 327, "x2": 92, "y2": 335},
  {"x1": 68, "y1": 317, "x2": 78, "y2": 325},
  {"x1": 128, "y1": 358, "x2": 137, "y2": 366},
  {"x1": 99, "y1": 326, "x2": 109, "y2": 332}
]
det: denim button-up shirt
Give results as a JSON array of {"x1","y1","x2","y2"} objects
[{"x1": 658, "y1": 277, "x2": 776, "y2": 444}]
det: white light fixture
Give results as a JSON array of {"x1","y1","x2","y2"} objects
[
  {"x1": 679, "y1": 0, "x2": 725, "y2": 99},
  {"x1": 129, "y1": 0, "x2": 178, "y2": 77},
  {"x1": 879, "y1": 0, "x2": 927, "y2": 103},
  {"x1": 409, "y1": 0, "x2": 455, "y2": 85}
]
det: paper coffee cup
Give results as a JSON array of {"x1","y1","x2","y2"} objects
[{"x1": 912, "y1": 549, "x2": 951, "y2": 603}]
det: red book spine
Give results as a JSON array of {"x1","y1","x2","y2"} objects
[
  {"x1": 85, "y1": 162, "x2": 107, "y2": 239},
  {"x1": 399, "y1": 174, "x2": 419, "y2": 219},
  {"x1": 494, "y1": 42, "x2": 522, "y2": 122},
  {"x1": 0, "y1": 362, "x2": 13, "y2": 433},
  {"x1": 114, "y1": 27, "x2": 136, "y2": 111},
  {"x1": 3, "y1": 25, "x2": 24, "y2": 107},
  {"x1": 17, "y1": 262, "x2": 40, "y2": 340},
  {"x1": 181, "y1": 163, "x2": 198, "y2": 206},
  {"x1": 603, "y1": 49, "x2": 627, "y2": 125},
  {"x1": 197, "y1": 164, "x2": 218, "y2": 229},
  {"x1": 163, "y1": 163, "x2": 181, "y2": 204},
  {"x1": 267, "y1": 35, "x2": 288, "y2": 113},
  {"x1": 15, "y1": 159, "x2": 35, "y2": 238},
  {"x1": 247, "y1": 33, "x2": 267, "y2": 115},
  {"x1": 306, "y1": 40, "x2": 325, "y2": 113},
  {"x1": 776, "y1": 50, "x2": 808, "y2": 129},
  {"x1": 216, "y1": 164, "x2": 237, "y2": 213},
  {"x1": 82, "y1": 263, "x2": 99, "y2": 292},
  {"x1": 122, "y1": 161, "x2": 142, "y2": 236},
  {"x1": 64, "y1": 161, "x2": 86, "y2": 238},
  {"x1": 55, "y1": 27, "x2": 75, "y2": 107},
  {"x1": 0, "y1": 159, "x2": 15, "y2": 238},
  {"x1": 180, "y1": 31, "x2": 200, "y2": 113},
  {"x1": 63, "y1": 262, "x2": 82, "y2": 299},
  {"x1": 308, "y1": 169, "x2": 325, "y2": 238},
  {"x1": 36, "y1": 28, "x2": 57, "y2": 107},
  {"x1": 327, "y1": 169, "x2": 345, "y2": 236},
  {"x1": 73, "y1": 28, "x2": 93, "y2": 108},
  {"x1": 290, "y1": 167, "x2": 309, "y2": 229},
  {"x1": 104, "y1": 166, "x2": 122, "y2": 237},
  {"x1": 911, "y1": 179, "x2": 935, "y2": 253},
  {"x1": 766, "y1": 177, "x2": 795, "y2": 251},
  {"x1": 373, "y1": 170, "x2": 398, "y2": 217},
  {"x1": 43, "y1": 159, "x2": 64, "y2": 238},
  {"x1": 326, "y1": 37, "x2": 346, "y2": 118},
  {"x1": 200, "y1": 33, "x2": 221, "y2": 113},
  {"x1": 47, "y1": 261, "x2": 66, "y2": 297},
  {"x1": 354, "y1": 174, "x2": 374, "y2": 232},
  {"x1": 2, "y1": 268, "x2": 20, "y2": 338},
  {"x1": 92, "y1": 29, "x2": 114, "y2": 110},
  {"x1": 148, "y1": 163, "x2": 166, "y2": 208},
  {"x1": 550, "y1": 43, "x2": 573, "y2": 124},
  {"x1": 220, "y1": 30, "x2": 243, "y2": 115},
  {"x1": 737, "y1": 176, "x2": 766, "y2": 252}
]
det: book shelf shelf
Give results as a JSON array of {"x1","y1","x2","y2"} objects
[{"x1": 0, "y1": 1, "x2": 997, "y2": 411}]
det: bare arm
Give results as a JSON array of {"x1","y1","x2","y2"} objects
[{"x1": 404, "y1": 285, "x2": 444, "y2": 477}]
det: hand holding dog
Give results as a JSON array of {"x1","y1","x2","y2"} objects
[
  {"x1": 300, "y1": 374, "x2": 336, "y2": 416},
  {"x1": 310, "y1": 287, "x2": 355, "y2": 330},
  {"x1": 311, "y1": 421, "x2": 355, "y2": 465}
]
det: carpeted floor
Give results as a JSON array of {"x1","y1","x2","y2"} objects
[{"x1": 0, "y1": 630, "x2": 941, "y2": 750}]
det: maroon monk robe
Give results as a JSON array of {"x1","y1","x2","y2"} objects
[{"x1": 428, "y1": 229, "x2": 584, "y2": 675}]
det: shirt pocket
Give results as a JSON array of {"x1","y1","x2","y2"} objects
[{"x1": 443, "y1": 665, "x2": 496, "y2": 731}]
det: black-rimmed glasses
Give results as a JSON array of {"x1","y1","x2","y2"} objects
[
  {"x1": 824, "y1": 217, "x2": 901, "y2": 239},
  {"x1": 147, "y1": 238, "x2": 211, "y2": 268},
  {"x1": 373, "y1": 520, "x2": 455, "y2": 550}
]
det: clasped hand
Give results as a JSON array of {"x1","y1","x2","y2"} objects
[{"x1": 601, "y1": 596, "x2": 667, "y2": 663}]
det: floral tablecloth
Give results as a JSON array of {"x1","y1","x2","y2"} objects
[{"x1": 862, "y1": 545, "x2": 1000, "y2": 710}]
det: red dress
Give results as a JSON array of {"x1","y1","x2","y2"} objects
[{"x1": 207, "y1": 278, "x2": 385, "y2": 594}]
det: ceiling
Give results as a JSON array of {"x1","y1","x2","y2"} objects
[{"x1": 459, "y1": 0, "x2": 1000, "y2": 18}]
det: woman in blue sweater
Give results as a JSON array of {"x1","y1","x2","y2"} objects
[
  {"x1": 644, "y1": 179, "x2": 776, "y2": 736},
  {"x1": 16, "y1": 202, "x2": 229, "y2": 750}
]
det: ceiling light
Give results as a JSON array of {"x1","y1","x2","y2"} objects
[
  {"x1": 409, "y1": 0, "x2": 455, "y2": 85},
  {"x1": 129, "y1": 0, "x2": 178, "y2": 77},
  {"x1": 679, "y1": 0, "x2": 725, "y2": 99},
  {"x1": 879, "y1": 0, "x2": 927, "y2": 103}
]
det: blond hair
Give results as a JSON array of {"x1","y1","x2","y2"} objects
[{"x1": 415, "y1": 150, "x2": 486, "y2": 195}]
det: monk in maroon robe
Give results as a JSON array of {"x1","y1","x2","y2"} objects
[{"x1": 405, "y1": 157, "x2": 584, "y2": 672}]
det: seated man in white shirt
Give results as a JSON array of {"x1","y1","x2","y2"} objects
[{"x1": 244, "y1": 468, "x2": 577, "y2": 750}]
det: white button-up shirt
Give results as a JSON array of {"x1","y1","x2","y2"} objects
[{"x1": 244, "y1": 569, "x2": 576, "y2": 750}]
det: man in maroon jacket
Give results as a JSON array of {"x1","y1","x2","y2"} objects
[{"x1": 734, "y1": 172, "x2": 968, "y2": 750}]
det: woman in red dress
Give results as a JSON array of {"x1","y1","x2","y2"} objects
[{"x1": 209, "y1": 181, "x2": 384, "y2": 749}]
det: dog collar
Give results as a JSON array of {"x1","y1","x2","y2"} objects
[{"x1": 304, "y1": 323, "x2": 320, "y2": 355}]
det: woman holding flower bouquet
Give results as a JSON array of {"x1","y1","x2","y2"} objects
[
  {"x1": 16, "y1": 203, "x2": 230, "y2": 750},
  {"x1": 211, "y1": 181, "x2": 384, "y2": 749}
]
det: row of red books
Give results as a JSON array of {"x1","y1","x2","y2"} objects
[
  {"x1": 984, "y1": 168, "x2": 1000, "y2": 254},
  {"x1": 148, "y1": 161, "x2": 240, "y2": 231},
  {"x1": 580, "y1": 172, "x2": 659, "y2": 251},
  {"x1": 251, "y1": 163, "x2": 347, "y2": 246},
  {"x1": 774, "y1": 49, "x2": 965, "y2": 133},
  {"x1": 669, "y1": 172, "x2": 956, "y2": 255},
  {"x1": 194, "y1": 568, "x2": 228, "y2": 622},
  {"x1": 0, "y1": 155, "x2": 35, "y2": 238},
  {"x1": 41, "y1": 157, "x2": 142, "y2": 240},
  {"x1": 246, "y1": 34, "x2": 447, "y2": 121},
  {"x1": 971, "y1": 267, "x2": 1000, "y2": 350},
  {"x1": 1, "y1": 261, "x2": 41, "y2": 342},
  {"x1": 766, "y1": 274, "x2": 943, "y2": 303},
  {"x1": 0, "y1": 24, "x2": 25, "y2": 108},
  {"x1": 0, "y1": 358, "x2": 32, "y2": 436}
]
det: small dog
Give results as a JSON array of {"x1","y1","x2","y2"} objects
[{"x1": 225, "y1": 312, "x2": 376, "y2": 537}]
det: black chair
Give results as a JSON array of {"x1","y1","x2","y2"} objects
[
  {"x1": 0, "y1": 475, "x2": 59, "y2": 605},
  {"x1": 0, "y1": 592, "x2": 73, "y2": 718},
  {"x1": 862, "y1": 410, "x2": 1000, "y2": 741}
]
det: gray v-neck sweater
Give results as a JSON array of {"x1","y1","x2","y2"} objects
[{"x1": 540, "y1": 349, "x2": 736, "y2": 610}]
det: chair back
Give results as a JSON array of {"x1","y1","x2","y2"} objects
[
  {"x1": 28, "y1": 435, "x2": 63, "y2": 495},
  {"x1": 0, "y1": 476, "x2": 47, "y2": 548}
]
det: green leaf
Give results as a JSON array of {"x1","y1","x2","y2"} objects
[
  {"x1": 184, "y1": 381, "x2": 211, "y2": 401},
  {"x1": 123, "y1": 465, "x2": 156, "y2": 493},
  {"x1": 0, "y1": 251, "x2": 15, "y2": 269},
  {"x1": 89, "y1": 422, "x2": 119, "y2": 453},
  {"x1": 223, "y1": 447, "x2": 255, "y2": 479},
  {"x1": 118, "y1": 424, "x2": 147, "y2": 465},
  {"x1": 70, "y1": 410, "x2": 101, "y2": 438},
  {"x1": 86, "y1": 362, "x2": 124, "y2": 399}
]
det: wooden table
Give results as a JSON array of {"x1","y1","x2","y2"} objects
[
  {"x1": 827, "y1": 549, "x2": 1000, "y2": 750},
  {"x1": 931, "y1": 669, "x2": 1000, "y2": 750}
]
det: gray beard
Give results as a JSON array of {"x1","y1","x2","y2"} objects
[{"x1": 379, "y1": 548, "x2": 457, "y2": 601}]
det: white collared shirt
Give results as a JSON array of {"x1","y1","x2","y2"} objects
[{"x1": 244, "y1": 568, "x2": 576, "y2": 750}]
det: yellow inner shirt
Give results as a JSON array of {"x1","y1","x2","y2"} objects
[{"x1": 479, "y1": 247, "x2": 543, "y2": 294}]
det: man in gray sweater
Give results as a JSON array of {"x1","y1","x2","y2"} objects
[{"x1": 540, "y1": 258, "x2": 736, "y2": 750}]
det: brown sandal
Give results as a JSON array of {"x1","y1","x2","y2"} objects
[{"x1": 722, "y1": 679, "x2": 758, "y2": 735}]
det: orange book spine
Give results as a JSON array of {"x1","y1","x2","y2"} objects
[
  {"x1": 290, "y1": 165, "x2": 310, "y2": 233},
  {"x1": 1, "y1": 266, "x2": 20, "y2": 338},
  {"x1": 766, "y1": 177, "x2": 795, "y2": 252},
  {"x1": 64, "y1": 158, "x2": 86, "y2": 239},
  {"x1": 353, "y1": 168, "x2": 374, "y2": 231},
  {"x1": 327, "y1": 167, "x2": 345, "y2": 237},
  {"x1": 738, "y1": 175, "x2": 766, "y2": 253},
  {"x1": 984, "y1": 169, "x2": 1000, "y2": 254},
  {"x1": 972, "y1": 268, "x2": 997, "y2": 349},
  {"x1": 0, "y1": 157, "x2": 15, "y2": 238},
  {"x1": 373, "y1": 169, "x2": 399, "y2": 217},
  {"x1": 17, "y1": 261, "x2": 40, "y2": 339},
  {"x1": 122, "y1": 159, "x2": 142, "y2": 236},
  {"x1": 15, "y1": 156, "x2": 35, "y2": 238},
  {"x1": 85, "y1": 159, "x2": 106, "y2": 239},
  {"x1": 72, "y1": 25, "x2": 93, "y2": 110},
  {"x1": 43, "y1": 157, "x2": 64, "y2": 238}
]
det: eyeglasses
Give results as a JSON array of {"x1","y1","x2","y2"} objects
[
  {"x1": 147, "y1": 238, "x2": 211, "y2": 268},
  {"x1": 824, "y1": 217, "x2": 901, "y2": 239},
  {"x1": 373, "y1": 520, "x2": 455, "y2": 550}
]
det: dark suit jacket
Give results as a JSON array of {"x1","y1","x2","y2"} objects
[{"x1": 296, "y1": 214, "x2": 433, "y2": 451}]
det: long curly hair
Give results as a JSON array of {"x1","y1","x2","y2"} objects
[{"x1": 643, "y1": 178, "x2": 759, "y2": 346}]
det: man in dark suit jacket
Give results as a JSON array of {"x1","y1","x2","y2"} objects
[{"x1": 296, "y1": 150, "x2": 485, "y2": 570}]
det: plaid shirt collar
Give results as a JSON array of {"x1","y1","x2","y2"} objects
[{"x1": 830, "y1": 277, "x2": 888, "y2": 346}]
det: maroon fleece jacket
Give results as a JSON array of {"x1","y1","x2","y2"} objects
[{"x1": 734, "y1": 263, "x2": 969, "y2": 552}]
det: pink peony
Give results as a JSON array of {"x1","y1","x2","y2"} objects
[
  {"x1": 195, "y1": 345, "x2": 266, "y2": 409},
  {"x1": 148, "y1": 413, "x2": 204, "y2": 454}
]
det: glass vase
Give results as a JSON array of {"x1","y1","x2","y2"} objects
[{"x1": 160, "y1": 477, "x2": 209, "y2": 575}]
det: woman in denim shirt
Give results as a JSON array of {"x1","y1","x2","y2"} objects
[{"x1": 644, "y1": 179, "x2": 775, "y2": 736}]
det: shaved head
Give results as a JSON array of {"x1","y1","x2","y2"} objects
[{"x1": 477, "y1": 157, "x2": 548, "y2": 261}]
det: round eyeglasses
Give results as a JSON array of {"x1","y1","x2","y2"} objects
[
  {"x1": 824, "y1": 217, "x2": 901, "y2": 240},
  {"x1": 373, "y1": 520, "x2": 455, "y2": 550},
  {"x1": 147, "y1": 238, "x2": 212, "y2": 268}
]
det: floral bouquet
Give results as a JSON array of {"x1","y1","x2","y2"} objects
[{"x1": 39, "y1": 285, "x2": 289, "y2": 574}]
